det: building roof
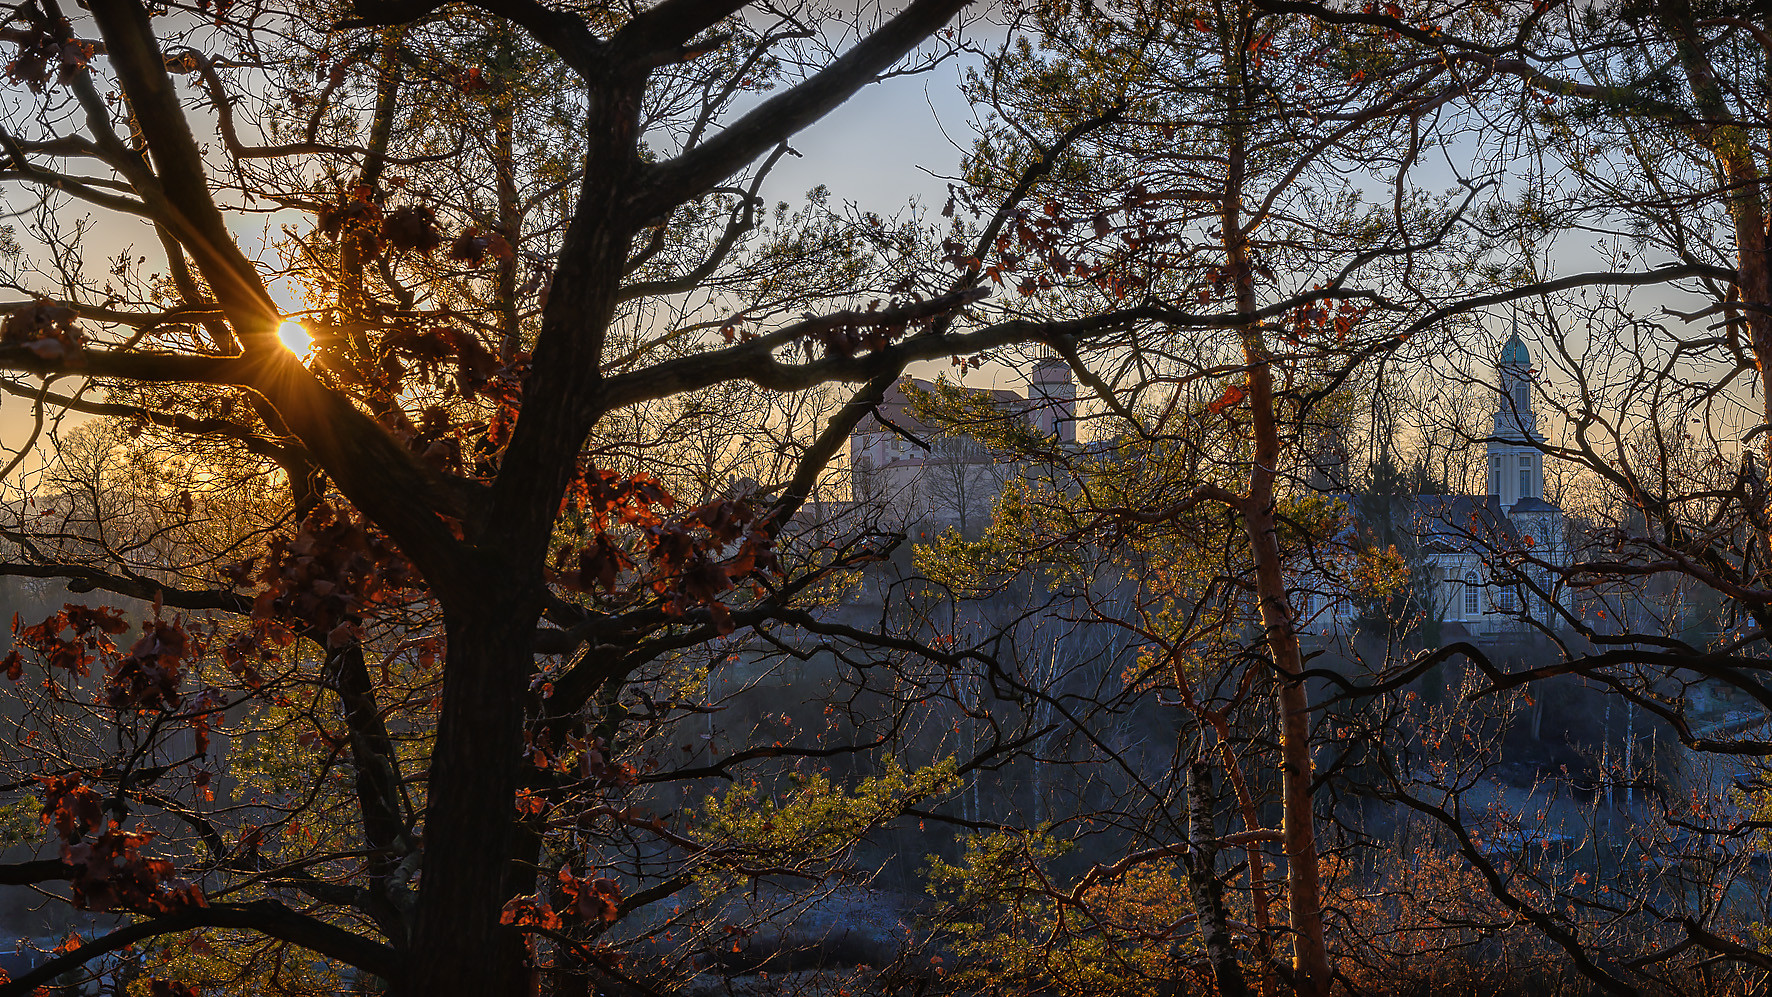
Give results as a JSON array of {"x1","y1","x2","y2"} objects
[
  {"x1": 1413, "y1": 494, "x2": 1521, "y2": 545},
  {"x1": 1500, "y1": 331, "x2": 1531, "y2": 367},
  {"x1": 851, "y1": 378, "x2": 1024, "y2": 438}
]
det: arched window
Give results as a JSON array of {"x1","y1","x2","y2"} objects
[
  {"x1": 1498, "y1": 589, "x2": 1517, "y2": 612},
  {"x1": 1513, "y1": 381, "x2": 1530, "y2": 412},
  {"x1": 1464, "y1": 572, "x2": 1480, "y2": 615}
]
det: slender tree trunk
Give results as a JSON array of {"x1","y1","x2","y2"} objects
[
  {"x1": 493, "y1": 26, "x2": 524, "y2": 365},
  {"x1": 1172, "y1": 650, "x2": 1278, "y2": 990},
  {"x1": 1235, "y1": 312, "x2": 1331, "y2": 997},
  {"x1": 1183, "y1": 762, "x2": 1253, "y2": 997},
  {"x1": 1031, "y1": 640, "x2": 1058, "y2": 829},
  {"x1": 1212, "y1": 723, "x2": 1277, "y2": 997},
  {"x1": 1222, "y1": 57, "x2": 1332, "y2": 988}
]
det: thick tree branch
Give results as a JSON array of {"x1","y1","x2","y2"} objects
[
  {"x1": 0, "y1": 901, "x2": 399, "y2": 995},
  {"x1": 0, "y1": 381, "x2": 303, "y2": 465},
  {"x1": 0, "y1": 344, "x2": 251, "y2": 383},
  {"x1": 615, "y1": 0, "x2": 749, "y2": 63},
  {"x1": 598, "y1": 297, "x2": 1163, "y2": 409},
  {"x1": 339, "y1": 0, "x2": 601, "y2": 75},
  {"x1": 0, "y1": 561, "x2": 251, "y2": 614},
  {"x1": 0, "y1": 860, "x2": 76, "y2": 885}
]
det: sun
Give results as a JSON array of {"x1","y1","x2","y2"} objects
[{"x1": 276, "y1": 320, "x2": 314, "y2": 356}]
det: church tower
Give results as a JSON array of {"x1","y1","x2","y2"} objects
[
  {"x1": 1487, "y1": 327, "x2": 1544, "y2": 510},
  {"x1": 1030, "y1": 355, "x2": 1076, "y2": 444}
]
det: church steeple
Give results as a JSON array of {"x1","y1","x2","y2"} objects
[
  {"x1": 1496, "y1": 323, "x2": 1536, "y2": 439},
  {"x1": 1488, "y1": 319, "x2": 1544, "y2": 508}
]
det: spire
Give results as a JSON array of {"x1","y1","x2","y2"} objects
[{"x1": 1500, "y1": 311, "x2": 1531, "y2": 368}]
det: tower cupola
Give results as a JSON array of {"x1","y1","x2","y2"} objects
[
  {"x1": 1499, "y1": 332, "x2": 1531, "y2": 368},
  {"x1": 1488, "y1": 321, "x2": 1544, "y2": 509},
  {"x1": 1495, "y1": 326, "x2": 1536, "y2": 440}
]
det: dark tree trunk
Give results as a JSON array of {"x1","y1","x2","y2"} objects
[
  {"x1": 402, "y1": 592, "x2": 541, "y2": 997},
  {"x1": 398, "y1": 69, "x2": 645, "y2": 995}
]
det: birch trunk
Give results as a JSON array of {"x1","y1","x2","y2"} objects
[{"x1": 1183, "y1": 762, "x2": 1253, "y2": 997}]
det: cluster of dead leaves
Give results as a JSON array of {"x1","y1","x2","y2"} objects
[
  {"x1": 525, "y1": 731, "x2": 637, "y2": 789},
  {"x1": 564, "y1": 468, "x2": 675, "y2": 531},
  {"x1": 5, "y1": 607, "x2": 221, "y2": 735},
  {"x1": 38, "y1": 774, "x2": 205, "y2": 914},
  {"x1": 318, "y1": 187, "x2": 513, "y2": 267},
  {"x1": 230, "y1": 502, "x2": 420, "y2": 647},
  {"x1": 374, "y1": 321, "x2": 501, "y2": 400},
  {"x1": 212, "y1": 618, "x2": 297, "y2": 691},
  {"x1": 318, "y1": 188, "x2": 435, "y2": 259},
  {"x1": 942, "y1": 184, "x2": 1170, "y2": 303},
  {"x1": 447, "y1": 226, "x2": 515, "y2": 266},
  {"x1": 306, "y1": 315, "x2": 508, "y2": 430},
  {"x1": 1283, "y1": 296, "x2": 1372, "y2": 344},
  {"x1": 500, "y1": 865, "x2": 625, "y2": 932},
  {"x1": 800, "y1": 294, "x2": 944, "y2": 360},
  {"x1": 385, "y1": 404, "x2": 467, "y2": 474},
  {"x1": 105, "y1": 620, "x2": 189, "y2": 712},
  {"x1": 4, "y1": 15, "x2": 93, "y2": 92},
  {"x1": 553, "y1": 469, "x2": 779, "y2": 632},
  {"x1": 647, "y1": 501, "x2": 779, "y2": 630},
  {"x1": 4, "y1": 604, "x2": 128, "y2": 680},
  {"x1": 1, "y1": 299, "x2": 84, "y2": 360}
]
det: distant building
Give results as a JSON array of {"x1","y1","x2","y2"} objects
[
  {"x1": 848, "y1": 360, "x2": 1077, "y2": 534},
  {"x1": 1307, "y1": 331, "x2": 1570, "y2": 637}
]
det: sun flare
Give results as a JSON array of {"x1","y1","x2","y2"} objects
[{"x1": 277, "y1": 320, "x2": 314, "y2": 356}]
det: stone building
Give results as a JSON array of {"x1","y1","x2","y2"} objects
[{"x1": 847, "y1": 358, "x2": 1076, "y2": 534}]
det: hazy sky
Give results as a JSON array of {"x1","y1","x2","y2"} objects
[
  {"x1": 774, "y1": 73, "x2": 969, "y2": 212},
  {"x1": 0, "y1": 23, "x2": 1746, "y2": 487}
]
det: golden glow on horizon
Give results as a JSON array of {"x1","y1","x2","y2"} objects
[{"x1": 277, "y1": 320, "x2": 313, "y2": 357}]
